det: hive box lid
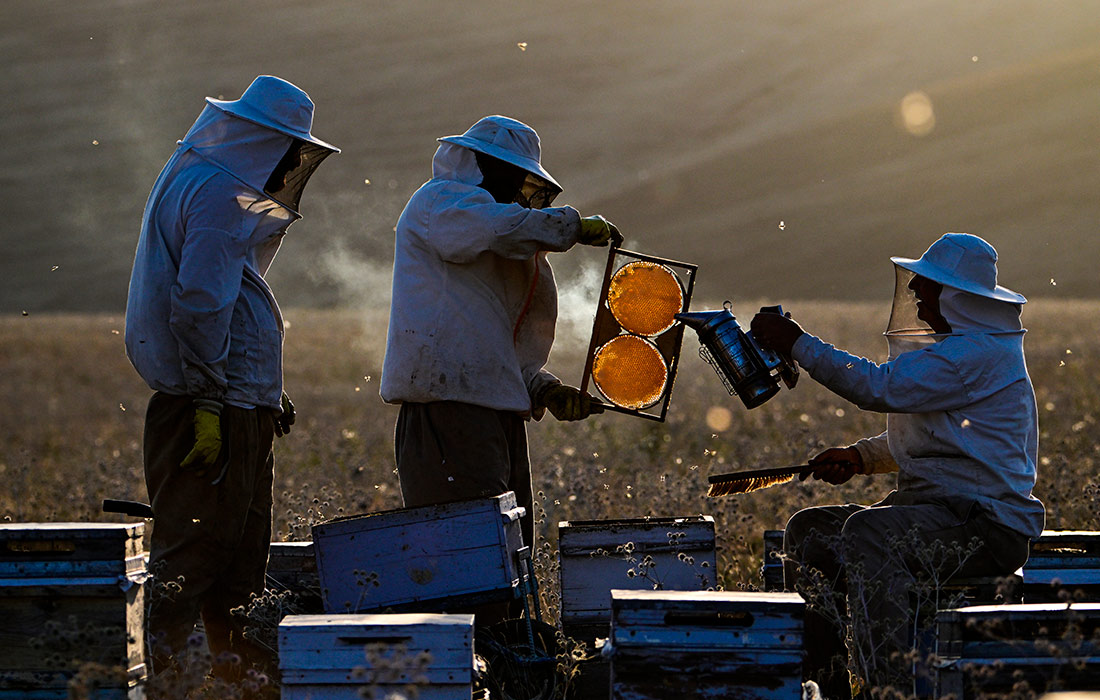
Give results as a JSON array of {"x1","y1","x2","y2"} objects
[
  {"x1": 611, "y1": 590, "x2": 804, "y2": 651},
  {"x1": 312, "y1": 493, "x2": 525, "y2": 613},
  {"x1": 279, "y1": 612, "x2": 475, "y2": 684},
  {"x1": 0, "y1": 522, "x2": 145, "y2": 581}
]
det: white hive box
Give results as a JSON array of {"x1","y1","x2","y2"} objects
[
  {"x1": 313, "y1": 492, "x2": 527, "y2": 613},
  {"x1": 279, "y1": 612, "x2": 475, "y2": 700},
  {"x1": 609, "y1": 590, "x2": 804, "y2": 700},
  {"x1": 0, "y1": 522, "x2": 146, "y2": 700},
  {"x1": 558, "y1": 516, "x2": 717, "y2": 642}
]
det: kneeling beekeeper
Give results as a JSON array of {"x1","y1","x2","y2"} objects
[
  {"x1": 750, "y1": 233, "x2": 1044, "y2": 695},
  {"x1": 124, "y1": 76, "x2": 338, "y2": 690},
  {"x1": 380, "y1": 115, "x2": 614, "y2": 549}
]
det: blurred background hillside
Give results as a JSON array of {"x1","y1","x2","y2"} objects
[{"x1": 4, "y1": 0, "x2": 1099, "y2": 313}]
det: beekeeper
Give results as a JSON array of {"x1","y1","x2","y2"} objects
[
  {"x1": 750, "y1": 232, "x2": 1044, "y2": 693},
  {"x1": 381, "y1": 115, "x2": 614, "y2": 548},
  {"x1": 125, "y1": 75, "x2": 337, "y2": 691}
]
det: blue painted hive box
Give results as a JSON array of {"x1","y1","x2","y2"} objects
[
  {"x1": 0, "y1": 522, "x2": 146, "y2": 700},
  {"x1": 558, "y1": 516, "x2": 717, "y2": 642},
  {"x1": 1022, "y1": 530, "x2": 1100, "y2": 603},
  {"x1": 935, "y1": 602, "x2": 1100, "y2": 696},
  {"x1": 609, "y1": 590, "x2": 804, "y2": 700},
  {"x1": 279, "y1": 612, "x2": 476, "y2": 700},
  {"x1": 313, "y1": 492, "x2": 526, "y2": 613}
]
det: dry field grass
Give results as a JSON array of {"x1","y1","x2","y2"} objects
[{"x1": 2, "y1": 300, "x2": 1097, "y2": 591}]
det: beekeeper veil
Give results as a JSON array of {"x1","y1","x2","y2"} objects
[
  {"x1": 884, "y1": 233, "x2": 1026, "y2": 358},
  {"x1": 437, "y1": 115, "x2": 563, "y2": 208},
  {"x1": 183, "y1": 75, "x2": 339, "y2": 216}
]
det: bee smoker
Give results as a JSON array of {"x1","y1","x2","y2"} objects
[{"x1": 675, "y1": 302, "x2": 798, "y2": 409}]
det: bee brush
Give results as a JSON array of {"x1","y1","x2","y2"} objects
[{"x1": 706, "y1": 462, "x2": 846, "y2": 497}]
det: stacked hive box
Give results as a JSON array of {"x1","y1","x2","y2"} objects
[
  {"x1": 0, "y1": 523, "x2": 146, "y2": 699},
  {"x1": 558, "y1": 516, "x2": 717, "y2": 643},
  {"x1": 279, "y1": 612, "x2": 476, "y2": 699},
  {"x1": 266, "y1": 540, "x2": 322, "y2": 612},
  {"x1": 609, "y1": 590, "x2": 804, "y2": 700},
  {"x1": 935, "y1": 602, "x2": 1100, "y2": 696},
  {"x1": 1023, "y1": 530, "x2": 1100, "y2": 603}
]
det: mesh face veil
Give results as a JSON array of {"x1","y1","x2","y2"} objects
[
  {"x1": 514, "y1": 172, "x2": 561, "y2": 209},
  {"x1": 263, "y1": 140, "x2": 335, "y2": 212},
  {"x1": 885, "y1": 265, "x2": 938, "y2": 358}
]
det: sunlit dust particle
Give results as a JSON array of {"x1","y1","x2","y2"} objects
[
  {"x1": 835, "y1": 408, "x2": 845, "y2": 417},
  {"x1": 92, "y1": 140, "x2": 99, "y2": 146},
  {"x1": 119, "y1": 403, "x2": 126, "y2": 411},
  {"x1": 1041, "y1": 456, "x2": 1051, "y2": 466},
  {"x1": 799, "y1": 413, "x2": 810, "y2": 423},
  {"x1": 971, "y1": 56, "x2": 979, "y2": 62},
  {"x1": 1059, "y1": 361, "x2": 1066, "y2": 367},
  {"x1": 21, "y1": 311, "x2": 28, "y2": 316},
  {"x1": 363, "y1": 179, "x2": 371, "y2": 185},
  {"x1": 705, "y1": 405, "x2": 733, "y2": 432},
  {"x1": 899, "y1": 91, "x2": 935, "y2": 137},
  {"x1": 517, "y1": 42, "x2": 528, "y2": 51},
  {"x1": 778, "y1": 221, "x2": 785, "y2": 231},
  {"x1": 1066, "y1": 349, "x2": 1073, "y2": 355},
  {"x1": 111, "y1": 329, "x2": 119, "y2": 335},
  {"x1": 354, "y1": 387, "x2": 361, "y2": 392},
  {"x1": 51, "y1": 265, "x2": 59, "y2": 271},
  {"x1": 568, "y1": 494, "x2": 577, "y2": 501},
  {"x1": 1050, "y1": 278, "x2": 1057, "y2": 286},
  {"x1": 1044, "y1": 402, "x2": 1055, "y2": 411},
  {"x1": 960, "y1": 418, "x2": 970, "y2": 428},
  {"x1": 192, "y1": 519, "x2": 201, "y2": 524}
]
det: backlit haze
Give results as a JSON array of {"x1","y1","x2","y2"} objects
[{"x1": 4, "y1": 0, "x2": 1099, "y2": 315}]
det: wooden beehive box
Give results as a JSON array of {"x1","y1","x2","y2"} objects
[
  {"x1": 0, "y1": 522, "x2": 146, "y2": 699},
  {"x1": 313, "y1": 492, "x2": 526, "y2": 613},
  {"x1": 558, "y1": 516, "x2": 717, "y2": 642},
  {"x1": 279, "y1": 612, "x2": 475, "y2": 700},
  {"x1": 760, "y1": 529, "x2": 785, "y2": 592},
  {"x1": 266, "y1": 540, "x2": 322, "y2": 612},
  {"x1": 935, "y1": 602, "x2": 1100, "y2": 696},
  {"x1": 1023, "y1": 530, "x2": 1100, "y2": 603},
  {"x1": 609, "y1": 590, "x2": 804, "y2": 700}
]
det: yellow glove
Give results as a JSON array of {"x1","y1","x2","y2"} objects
[
  {"x1": 181, "y1": 400, "x2": 222, "y2": 472},
  {"x1": 577, "y1": 215, "x2": 620, "y2": 247},
  {"x1": 539, "y1": 384, "x2": 605, "y2": 421}
]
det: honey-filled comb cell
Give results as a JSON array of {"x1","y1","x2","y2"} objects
[
  {"x1": 607, "y1": 261, "x2": 684, "y2": 337},
  {"x1": 591, "y1": 335, "x2": 668, "y2": 410}
]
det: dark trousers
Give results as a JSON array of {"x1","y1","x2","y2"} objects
[
  {"x1": 783, "y1": 501, "x2": 1029, "y2": 695},
  {"x1": 143, "y1": 392, "x2": 275, "y2": 685},
  {"x1": 395, "y1": 401, "x2": 534, "y2": 549}
]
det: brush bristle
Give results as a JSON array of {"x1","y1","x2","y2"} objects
[{"x1": 706, "y1": 473, "x2": 796, "y2": 497}]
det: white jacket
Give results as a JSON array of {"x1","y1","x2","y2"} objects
[
  {"x1": 380, "y1": 142, "x2": 583, "y2": 413},
  {"x1": 792, "y1": 288, "x2": 1045, "y2": 538}
]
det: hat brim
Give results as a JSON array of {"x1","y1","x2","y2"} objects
[
  {"x1": 892, "y1": 256, "x2": 1027, "y2": 304},
  {"x1": 438, "y1": 135, "x2": 561, "y2": 192},
  {"x1": 206, "y1": 97, "x2": 340, "y2": 153}
]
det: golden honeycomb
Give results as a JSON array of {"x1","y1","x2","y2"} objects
[
  {"x1": 591, "y1": 335, "x2": 668, "y2": 409},
  {"x1": 607, "y1": 261, "x2": 683, "y2": 336}
]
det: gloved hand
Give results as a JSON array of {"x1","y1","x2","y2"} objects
[
  {"x1": 274, "y1": 391, "x2": 296, "y2": 438},
  {"x1": 181, "y1": 399, "x2": 223, "y2": 472},
  {"x1": 577, "y1": 215, "x2": 620, "y2": 247},
  {"x1": 539, "y1": 384, "x2": 605, "y2": 421},
  {"x1": 750, "y1": 310, "x2": 805, "y2": 356},
  {"x1": 798, "y1": 446, "x2": 863, "y2": 485}
]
